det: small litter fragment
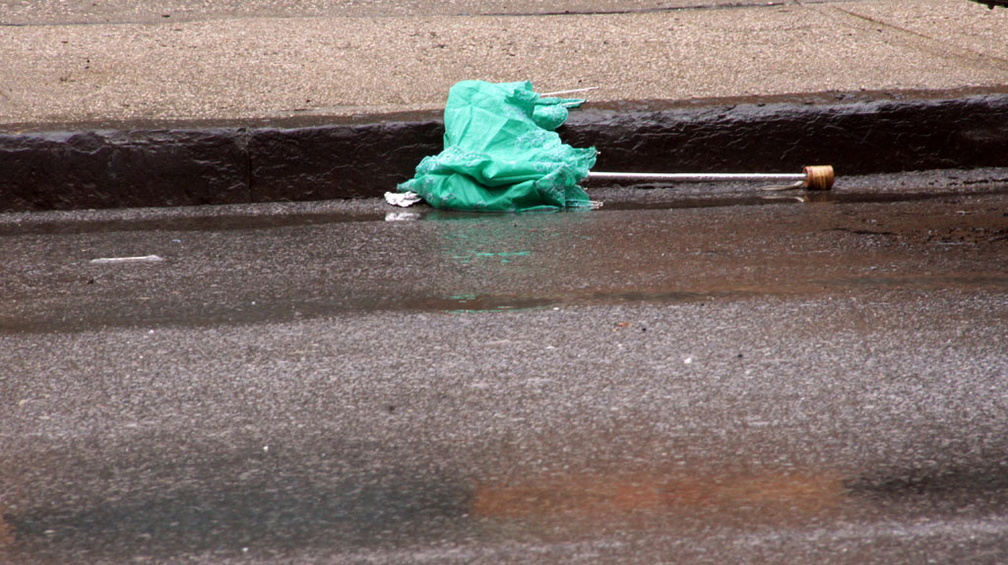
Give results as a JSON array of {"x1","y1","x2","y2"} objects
[
  {"x1": 385, "y1": 211, "x2": 421, "y2": 222},
  {"x1": 385, "y1": 191, "x2": 422, "y2": 208},
  {"x1": 90, "y1": 255, "x2": 164, "y2": 265}
]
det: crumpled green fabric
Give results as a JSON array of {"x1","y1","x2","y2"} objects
[{"x1": 397, "y1": 80, "x2": 597, "y2": 213}]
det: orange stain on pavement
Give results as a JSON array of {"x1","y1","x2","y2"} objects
[{"x1": 472, "y1": 470, "x2": 844, "y2": 520}]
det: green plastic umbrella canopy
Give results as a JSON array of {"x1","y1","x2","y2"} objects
[{"x1": 397, "y1": 80, "x2": 597, "y2": 212}]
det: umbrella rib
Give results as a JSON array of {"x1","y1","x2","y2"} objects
[{"x1": 539, "y1": 87, "x2": 599, "y2": 97}]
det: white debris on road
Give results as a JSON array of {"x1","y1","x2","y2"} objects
[
  {"x1": 89, "y1": 255, "x2": 164, "y2": 265},
  {"x1": 384, "y1": 191, "x2": 422, "y2": 207}
]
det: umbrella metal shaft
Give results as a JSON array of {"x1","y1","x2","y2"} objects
[
  {"x1": 588, "y1": 165, "x2": 835, "y2": 190},
  {"x1": 587, "y1": 171, "x2": 806, "y2": 182}
]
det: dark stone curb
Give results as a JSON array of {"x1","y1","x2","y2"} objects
[{"x1": 2, "y1": 93, "x2": 1007, "y2": 212}]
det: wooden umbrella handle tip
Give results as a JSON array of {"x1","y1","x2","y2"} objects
[{"x1": 803, "y1": 165, "x2": 835, "y2": 190}]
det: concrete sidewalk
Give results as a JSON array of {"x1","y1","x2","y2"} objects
[{"x1": 2, "y1": 0, "x2": 1006, "y2": 128}]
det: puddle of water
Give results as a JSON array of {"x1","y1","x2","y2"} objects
[
  {"x1": 4, "y1": 180, "x2": 1007, "y2": 240},
  {"x1": 0, "y1": 209, "x2": 385, "y2": 237},
  {"x1": 572, "y1": 184, "x2": 1008, "y2": 212},
  {"x1": 437, "y1": 294, "x2": 559, "y2": 313},
  {"x1": 831, "y1": 273, "x2": 1008, "y2": 292},
  {"x1": 450, "y1": 251, "x2": 532, "y2": 264},
  {"x1": 3, "y1": 187, "x2": 1006, "y2": 335},
  {"x1": 7, "y1": 269, "x2": 1008, "y2": 334}
]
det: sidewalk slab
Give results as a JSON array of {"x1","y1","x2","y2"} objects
[
  {"x1": 1, "y1": 0, "x2": 1006, "y2": 127},
  {"x1": 0, "y1": 1, "x2": 874, "y2": 25},
  {"x1": 836, "y1": 0, "x2": 1008, "y2": 62}
]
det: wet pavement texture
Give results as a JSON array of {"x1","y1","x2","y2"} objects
[{"x1": 1, "y1": 172, "x2": 1007, "y2": 563}]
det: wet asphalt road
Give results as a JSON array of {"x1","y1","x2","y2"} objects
[{"x1": 1, "y1": 172, "x2": 1007, "y2": 563}]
